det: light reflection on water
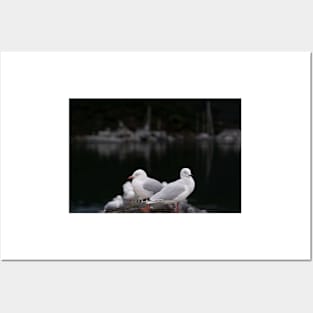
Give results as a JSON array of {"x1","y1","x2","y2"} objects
[{"x1": 70, "y1": 140, "x2": 240, "y2": 213}]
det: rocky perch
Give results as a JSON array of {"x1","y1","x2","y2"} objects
[{"x1": 104, "y1": 199, "x2": 206, "y2": 213}]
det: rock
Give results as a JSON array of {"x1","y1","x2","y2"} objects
[
  {"x1": 196, "y1": 133, "x2": 211, "y2": 140},
  {"x1": 216, "y1": 129, "x2": 241, "y2": 145}
]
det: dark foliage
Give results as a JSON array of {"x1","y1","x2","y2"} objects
[{"x1": 70, "y1": 99, "x2": 241, "y2": 135}]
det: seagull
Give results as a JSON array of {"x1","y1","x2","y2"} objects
[
  {"x1": 122, "y1": 181, "x2": 136, "y2": 200},
  {"x1": 150, "y1": 168, "x2": 195, "y2": 212},
  {"x1": 104, "y1": 195, "x2": 124, "y2": 212},
  {"x1": 128, "y1": 169, "x2": 163, "y2": 212}
]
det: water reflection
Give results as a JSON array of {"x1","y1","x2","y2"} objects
[
  {"x1": 70, "y1": 139, "x2": 241, "y2": 213},
  {"x1": 84, "y1": 141, "x2": 169, "y2": 172}
]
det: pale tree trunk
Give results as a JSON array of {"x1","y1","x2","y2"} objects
[
  {"x1": 145, "y1": 104, "x2": 151, "y2": 131},
  {"x1": 206, "y1": 101, "x2": 214, "y2": 135}
]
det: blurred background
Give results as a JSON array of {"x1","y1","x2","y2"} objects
[{"x1": 70, "y1": 99, "x2": 241, "y2": 213}]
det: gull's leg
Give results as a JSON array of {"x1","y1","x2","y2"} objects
[
  {"x1": 175, "y1": 202, "x2": 179, "y2": 213},
  {"x1": 141, "y1": 202, "x2": 150, "y2": 213}
]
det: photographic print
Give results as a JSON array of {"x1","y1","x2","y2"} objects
[
  {"x1": 1, "y1": 52, "x2": 310, "y2": 260},
  {"x1": 70, "y1": 99, "x2": 241, "y2": 213}
]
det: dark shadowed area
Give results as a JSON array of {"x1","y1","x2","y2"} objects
[{"x1": 70, "y1": 99, "x2": 241, "y2": 213}]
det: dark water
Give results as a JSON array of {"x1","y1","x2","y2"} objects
[{"x1": 70, "y1": 140, "x2": 241, "y2": 213}]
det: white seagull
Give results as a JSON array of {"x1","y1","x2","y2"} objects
[
  {"x1": 128, "y1": 169, "x2": 163, "y2": 212},
  {"x1": 104, "y1": 195, "x2": 124, "y2": 212},
  {"x1": 150, "y1": 168, "x2": 195, "y2": 212},
  {"x1": 122, "y1": 181, "x2": 136, "y2": 200}
]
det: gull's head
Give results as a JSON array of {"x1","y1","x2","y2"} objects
[
  {"x1": 180, "y1": 168, "x2": 193, "y2": 179},
  {"x1": 128, "y1": 169, "x2": 147, "y2": 180}
]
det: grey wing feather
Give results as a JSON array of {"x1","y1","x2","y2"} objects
[
  {"x1": 143, "y1": 178, "x2": 163, "y2": 193},
  {"x1": 151, "y1": 182, "x2": 185, "y2": 200}
]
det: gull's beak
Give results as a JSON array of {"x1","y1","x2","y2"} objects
[{"x1": 128, "y1": 175, "x2": 133, "y2": 180}]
